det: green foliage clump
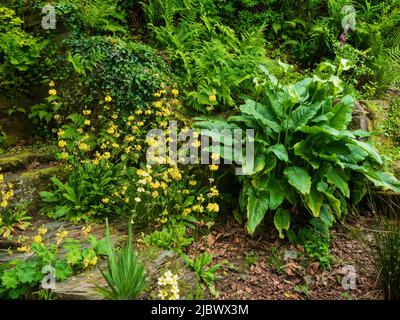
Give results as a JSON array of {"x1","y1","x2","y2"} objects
[
  {"x1": 0, "y1": 202, "x2": 31, "y2": 239},
  {"x1": 143, "y1": 223, "x2": 193, "y2": 252},
  {"x1": 0, "y1": 7, "x2": 43, "y2": 89},
  {"x1": 375, "y1": 220, "x2": 400, "y2": 300},
  {"x1": 98, "y1": 220, "x2": 147, "y2": 300},
  {"x1": 194, "y1": 65, "x2": 400, "y2": 238},
  {"x1": 57, "y1": 36, "x2": 173, "y2": 113},
  {"x1": 290, "y1": 219, "x2": 333, "y2": 269},
  {"x1": 56, "y1": 0, "x2": 127, "y2": 35},
  {"x1": 383, "y1": 98, "x2": 400, "y2": 147},
  {"x1": 142, "y1": 0, "x2": 269, "y2": 112},
  {"x1": 0, "y1": 232, "x2": 105, "y2": 299}
]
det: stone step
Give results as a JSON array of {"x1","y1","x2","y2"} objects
[
  {"x1": 0, "y1": 149, "x2": 56, "y2": 172},
  {"x1": 52, "y1": 249, "x2": 196, "y2": 300},
  {"x1": 2, "y1": 164, "x2": 63, "y2": 209}
]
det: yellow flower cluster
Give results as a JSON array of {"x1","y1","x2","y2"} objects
[
  {"x1": 83, "y1": 255, "x2": 98, "y2": 268},
  {"x1": 157, "y1": 270, "x2": 180, "y2": 300},
  {"x1": 56, "y1": 229, "x2": 69, "y2": 245},
  {"x1": 0, "y1": 172, "x2": 14, "y2": 209}
]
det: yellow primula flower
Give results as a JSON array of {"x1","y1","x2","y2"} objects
[
  {"x1": 58, "y1": 140, "x2": 67, "y2": 148},
  {"x1": 105, "y1": 95, "x2": 112, "y2": 103},
  {"x1": 207, "y1": 203, "x2": 220, "y2": 213},
  {"x1": 209, "y1": 164, "x2": 219, "y2": 171},
  {"x1": 78, "y1": 143, "x2": 90, "y2": 151},
  {"x1": 38, "y1": 227, "x2": 48, "y2": 235},
  {"x1": 90, "y1": 256, "x2": 98, "y2": 266},
  {"x1": 49, "y1": 89, "x2": 57, "y2": 96},
  {"x1": 33, "y1": 235, "x2": 43, "y2": 243}
]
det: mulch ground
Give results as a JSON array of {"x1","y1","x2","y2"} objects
[{"x1": 187, "y1": 215, "x2": 381, "y2": 300}]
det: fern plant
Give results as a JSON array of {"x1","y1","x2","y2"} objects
[
  {"x1": 60, "y1": 0, "x2": 127, "y2": 34},
  {"x1": 142, "y1": 0, "x2": 268, "y2": 112},
  {"x1": 194, "y1": 67, "x2": 400, "y2": 237}
]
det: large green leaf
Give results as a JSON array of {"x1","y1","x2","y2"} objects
[
  {"x1": 274, "y1": 208, "x2": 290, "y2": 239},
  {"x1": 316, "y1": 181, "x2": 341, "y2": 217},
  {"x1": 352, "y1": 140, "x2": 383, "y2": 165},
  {"x1": 294, "y1": 140, "x2": 320, "y2": 169},
  {"x1": 269, "y1": 177, "x2": 285, "y2": 210},
  {"x1": 288, "y1": 100, "x2": 324, "y2": 130},
  {"x1": 351, "y1": 175, "x2": 367, "y2": 207},
  {"x1": 328, "y1": 95, "x2": 354, "y2": 130},
  {"x1": 239, "y1": 99, "x2": 280, "y2": 133},
  {"x1": 325, "y1": 167, "x2": 350, "y2": 198},
  {"x1": 267, "y1": 144, "x2": 288, "y2": 162},
  {"x1": 363, "y1": 170, "x2": 400, "y2": 193},
  {"x1": 284, "y1": 166, "x2": 311, "y2": 195},
  {"x1": 304, "y1": 188, "x2": 324, "y2": 217},
  {"x1": 246, "y1": 188, "x2": 269, "y2": 234}
]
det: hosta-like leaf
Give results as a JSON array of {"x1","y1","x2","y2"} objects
[
  {"x1": 242, "y1": 154, "x2": 265, "y2": 175},
  {"x1": 269, "y1": 177, "x2": 285, "y2": 210},
  {"x1": 316, "y1": 181, "x2": 341, "y2": 217},
  {"x1": 274, "y1": 208, "x2": 290, "y2": 239},
  {"x1": 351, "y1": 175, "x2": 367, "y2": 207},
  {"x1": 325, "y1": 167, "x2": 350, "y2": 198},
  {"x1": 328, "y1": 95, "x2": 354, "y2": 130},
  {"x1": 304, "y1": 188, "x2": 324, "y2": 217},
  {"x1": 267, "y1": 144, "x2": 288, "y2": 162},
  {"x1": 284, "y1": 166, "x2": 311, "y2": 195},
  {"x1": 363, "y1": 170, "x2": 400, "y2": 193},
  {"x1": 352, "y1": 140, "x2": 382, "y2": 165},
  {"x1": 239, "y1": 99, "x2": 280, "y2": 133},
  {"x1": 288, "y1": 100, "x2": 324, "y2": 130},
  {"x1": 294, "y1": 141, "x2": 320, "y2": 169},
  {"x1": 319, "y1": 206, "x2": 335, "y2": 227},
  {"x1": 246, "y1": 188, "x2": 269, "y2": 234}
]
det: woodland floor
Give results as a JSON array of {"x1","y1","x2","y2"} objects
[{"x1": 187, "y1": 215, "x2": 379, "y2": 300}]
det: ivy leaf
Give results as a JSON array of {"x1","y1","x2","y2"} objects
[
  {"x1": 284, "y1": 166, "x2": 311, "y2": 195},
  {"x1": 274, "y1": 208, "x2": 290, "y2": 239}
]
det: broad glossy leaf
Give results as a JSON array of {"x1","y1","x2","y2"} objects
[
  {"x1": 267, "y1": 144, "x2": 288, "y2": 162},
  {"x1": 328, "y1": 95, "x2": 355, "y2": 130},
  {"x1": 274, "y1": 208, "x2": 290, "y2": 239},
  {"x1": 284, "y1": 166, "x2": 311, "y2": 195},
  {"x1": 288, "y1": 101, "x2": 324, "y2": 130},
  {"x1": 325, "y1": 167, "x2": 350, "y2": 198},
  {"x1": 246, "y1": 188, "x2": 269, "y2": 234},
  {"x1": 304, "y1": 188, "x2": 324, "y2": 217}
]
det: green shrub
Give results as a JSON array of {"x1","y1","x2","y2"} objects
[
  {"x1": 56, "y1": 0, "x2": 127, "y2": 35},
  {"x1": 143, "y1": 0, "x2": 269, "y2": 112},
  {"x1": 55, "y1": 36, "x2": 173, "y2": 114},
  {"x1": 375, "y1": 220, "x2": 400, "y2": 300},
  {"x1": 143, "y1": 223, "x2": 193, "y2": 252},
  {"x1": 0, "y1": 7, "x2": 43, "y2": 89},
  {"x1": 194, "y1": 66, "x2": 400, "y2": 237},
  {"x1": 0, "y1": 229, "x2": 105, "y2": 299},
  {"x1": 98, "y1": 220, "x2": 147, "y2": 300},
  {"x1": 294, "y1": 219, "x2": 333, "y2": 269},
  {"x1": 383, "y1": 98, "x2": 400, "y2": 147}
]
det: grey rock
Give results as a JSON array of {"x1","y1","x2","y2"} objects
[{"x1": 283, "y1": 249, "x2": 299, "y2": 262}]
